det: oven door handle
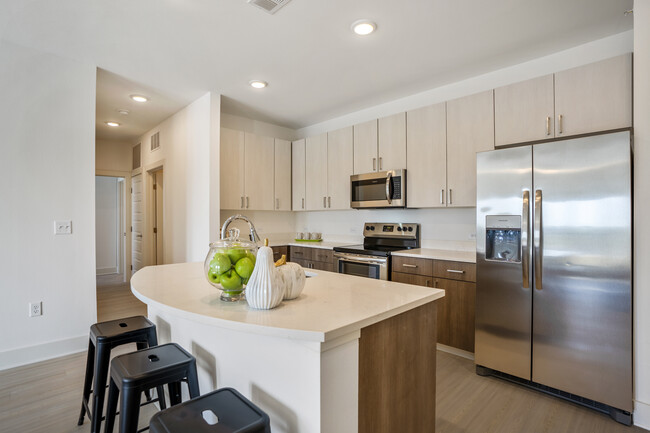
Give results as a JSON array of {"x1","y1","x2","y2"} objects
[
  {"x1": 385, "y1": 171, "x2": 393, "y2": 204},
  {"x1": 333, "y1": 253, "x2": 388, "y2": 265}
]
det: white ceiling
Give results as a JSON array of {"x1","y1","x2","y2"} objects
[{"x1": 2, "y1": 0, "x2": 634, "y2": 136}]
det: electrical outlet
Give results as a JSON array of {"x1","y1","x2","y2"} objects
[
  {"x1": 54, "y1": 220, "x2": 72, "y2": 235},
  {"x1": 29, "y1": 302, "x2": 42, "y2": 317}
]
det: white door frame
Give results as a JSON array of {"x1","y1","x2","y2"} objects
[
  {"x1": 143, "y1": 159, "x2": 165, "y2": 267},
  {"x1": 96, "y1": 169, "x2": 132, "y2": 282}
]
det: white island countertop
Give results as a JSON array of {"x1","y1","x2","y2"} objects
[{"x1": 131, "y1": 262, "x2": 444, "y2": 343}]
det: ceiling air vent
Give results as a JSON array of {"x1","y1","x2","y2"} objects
[
  {"x1": 151, "y1": 132, "x2": 160, "y2": 152},
  {"x1": 247, "y1": 0, "x2": 292, "y2": 15}
]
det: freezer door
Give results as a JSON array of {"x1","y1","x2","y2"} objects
[
  {"x1": 532, "y1": 131, "x2": 632, "y2": 411},
  {"x1": 476, "y1": 146, "x2": 533, "y2": 380}
]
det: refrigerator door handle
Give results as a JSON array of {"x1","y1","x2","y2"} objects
[
  {"x1": 534, "y1": 189, "x2": 543, "y2": 290},
  {"x1": 522, "y1": 190, "x2": 530, "y2": 289}
]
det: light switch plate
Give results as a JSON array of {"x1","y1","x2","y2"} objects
[{"x1": 54, "y1": 220, "x2": 72, "y2": 235}]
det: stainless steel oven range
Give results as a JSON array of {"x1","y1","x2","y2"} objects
[{"x1": 333, "y1": 222, "x2": 420, "y2": 280}]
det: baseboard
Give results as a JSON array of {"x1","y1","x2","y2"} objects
[
  {"x1": 97, "y1": 267, "x2": 118, "y2": 275},
  {"x1": 0, "y1": 335, "x2": 87, "y2": 371},
  {"x1": 437, "y1": 343, "x2": 475, "y2": 361},
  {"x1": 634, "y1": 400, "x2": 650, "y2": 429}
]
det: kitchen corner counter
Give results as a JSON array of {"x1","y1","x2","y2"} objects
[
  {"x1": 392, "y1": 248, "x2": 477, "y2": 263},
  {"x1": 268, "y1": 240, "x2": 355, "y2": 250}
]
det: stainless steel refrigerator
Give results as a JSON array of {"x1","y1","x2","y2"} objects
[{"x1": 475, "y1": 130, "x2": 632, "y2": 424}]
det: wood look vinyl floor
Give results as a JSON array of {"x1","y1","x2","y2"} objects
[{"x1": 0, "y1": 283, "x2": 646, "y2": 433}]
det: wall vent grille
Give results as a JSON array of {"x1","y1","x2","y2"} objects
[
  {"x1": 247, "y1": 0, "x2": 291, "y2": 14},
  {"x1": 151, "y1": 132, "x2": 160, "y2": 152}
]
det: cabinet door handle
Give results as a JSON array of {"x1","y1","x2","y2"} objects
[
  {"x1": 379, "y1": 157, "x2": 383, "y2": 170},
  {"x1": 302, "y1": 198, "x2": 305, "y2": 209},
  {"x1": 449, "y1": 189, "x2": 453, "y2": 205},
  {"x1": 372, "y1": 157, "x2": 376, "y2": 171},
  {"x1": 558, "y1": 114, "x2": 563, "y2": 134},
  {"x1": 402, "y1": 263, "x2": 417, "y2": 268},
  {"x1": 246, "y1": 196, "x2": 249, "y2": 208},
  {"x1": 323, "y1": 196, "x2": 327, "y2": 208},
  {"x1": 446, "y1": 269, "x2": 465, "y2": 274},
  {"x1": 433, "y1": 280, "x2": 438, "y2": 288},
  {"x1": 276, "y1": 198, "x2": 279, "y2": 209},
  {"x1": 425, "y1": 279, "x2": 431, "y2": 287},
  {"x1": 546, "y1": 116, "x2": 551, "y2": 136},
  {"x1": 328, "y1": 196, "x2": 331, "y2": 208},
  {"x1": 241, "y1": 196, "x2": 244, "y2": 209},
  {"x1": 440, "y1": 189, "x2": 445, "y2": 205}
]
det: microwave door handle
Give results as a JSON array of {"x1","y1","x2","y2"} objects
[{"x1": 385, "y1": 172, "x2": 392, "y2": 204}]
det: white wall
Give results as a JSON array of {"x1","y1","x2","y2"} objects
[
  {"x1": 138, "y1": 92, "x2": 220, "y2": 265},
  {"x1": 0, "y1": 40, "x2": 96, "y2": 369},
  {"x1": 95, "y1": 177, "x2": 120, "y2": 274},
  {"x1": 634, "y1": 1, "x2": 650, "y2": 427},
  {"x1": 96, "y1": 139, "x2": 132, "y2": 172}
]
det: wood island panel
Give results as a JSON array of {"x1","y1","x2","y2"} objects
[{"x1": 359, "y1": 301, "x2": 437, "y2": 433}]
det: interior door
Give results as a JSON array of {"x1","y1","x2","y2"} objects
[
  {"x1": 532, "y1": 131, "x2": 632, "y2": 411},
  {"x1": 131, "y1": 174, "x2": 143, "y2": 273},
  {"x1": 475, "y1": 145, "x2": 532, "y2": 380}
]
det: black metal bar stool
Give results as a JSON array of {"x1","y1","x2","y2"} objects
[
  {"x1": 78, "y1": 315, "x2": 165, "y2": 433},
  {"x1": 149, "y1": 387, "x2": 271, "y2": 433},
  {"x1": 104, "y1": 342, "x2": 200, "y2": 433}
]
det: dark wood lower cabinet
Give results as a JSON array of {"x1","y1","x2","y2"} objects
[
  {"x1": 359, "y1": 302, "x2": 437, "y2": 433},
  {"x1": 391, "y1": 271, "x2": 433, "y2": 288},
  {"x1": 433, "y1": 278, "x2": 475, "y2": 352}
]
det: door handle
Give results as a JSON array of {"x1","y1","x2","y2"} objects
[
  {"x1": 386, "y1": 171, "x2": 393, "y2": 204},
  {"x1": 440, "y1": 189, "x2": 445, "y2": 205},
  {"x1": 372, "y1": 157, "x2": 377, "y2": 171},
  {"x1": 246, "y1": 196, "x2": 249, "y2": 208},
  {"x1": 302, "y1": 198, "x2": 305, "y2": 209},
  {"x1": 323, "y1": 196, "x2": 327, "y2": 208},
  {"x1": 379, "y1": 157, "x2": 383, "y2": 170},
  {"x1": 449, "y1": 189, "x2": 453, "y2": 205},
  {"x1": 446, "y1": 269, "x2": 465, "y2": 274},
  {"x1": 328, "y1": 196, "x2": 331, "y2": 208},
  {"x1": 546, "y1": 116, "x2": 551, "y2": 136},
  {"x1": 558, "y1": 114, "x2": 563, "y2": 134},
  {"x1": 522, "y1": 190, "x2": 530, "y2": 289},
  {"x1": 136, "y1": 234, "x2": 142, "y2": 238},
  {"x1": 402, "y1": 263, "x2": 417, "y2": 268},
  {"x1": 241, "y1": 196, "x2": 244, "y2": 209},
  {"x1": 534, "y1": 189, "x2": 543, "y2": 290}
]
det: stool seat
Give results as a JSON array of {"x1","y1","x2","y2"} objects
[
  {"x1": 78, "y1": 316, "x2": 163, "y2": 433},
  {"x1": 104, "y1": 343, "x2": 200, "y2": 433},
  {"x1": 149, "y1": 387, "x2": 271, "y2": 433}
]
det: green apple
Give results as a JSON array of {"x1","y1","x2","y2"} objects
[
  {"x1": 220, "y1": 270, "x2": 243, "y2": 292},
  {"x1": 227, "y1": 248, "x2": 247, "y2": 264},
  {"x1": 210, "y1": 253, "x2": 232, "y2": 275},
  {"x1": 207, "y1": 270, "x2": 221, "y2": 284},
  {"x1": 245, "y1": 251, "x2": 256, "y2": 266},
  {"x1": 234, "y1": 257, "x2": 254, "y2": 280}
]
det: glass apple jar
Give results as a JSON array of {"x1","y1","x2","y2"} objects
[{"x1": 204, "y1": 228, "x2": 258, "y2": 302}]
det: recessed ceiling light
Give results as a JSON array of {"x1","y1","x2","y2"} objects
[
  {"x1": 105, "y1": 121, "x2": 121, "y2": 127},
  {"x1": 351, "y1": 20, "x2": 376, "y2": 36},
  {"x1": 130, "y1": 94, "x2": 149, "y2": 102},
  {"x1": 249, "y1": 80, "x2": 268, "y2": 89}
]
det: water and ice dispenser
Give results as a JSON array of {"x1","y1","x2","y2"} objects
[{"x1": 485, "y1": 215, "x2": 521, "y2": 263}]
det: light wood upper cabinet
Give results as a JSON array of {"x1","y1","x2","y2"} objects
[
  {"x1": 554, "y1": 53, "x2": 632, "y2": 137},
  {"x1": 494, "y1": 74, "x2": 555, "y2": 147},
  {"x1": 446, "y1": 90, "x2": 495, "y2": 207},
  {"x1": 220, "y1": 128, "x2": 245, "y2": 210},
  {"x1": 327, "y1": 126, "x2": 353, "y2": 210},
  {"x1": 305, "y1": 133, "x2": 328, "y2": 210},
  {"x1": 292, "y1": 139, "x2": 306, "y2": 211},
  {"x1": 378, "y1": 113, "x2": 406, "y2": 171},
  {"x1": 353, "y1": 119, "x2": 378, "y2": 174},
  {"x1": 406, "y1": 103, "x2": 447, "y2": 208},
  {"x1": 274, "y1": 139, "x2": 292, "y2": 211},
  {"x1": 244, "y1": 132, "x2": 275, "y2": 211}
]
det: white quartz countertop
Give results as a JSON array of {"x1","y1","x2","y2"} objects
[
  {"x1": 392, "y1": 248, "x2": 476, "y2": 263},
  {"x1": 131, "y1": 262, "x2": 444, "y2": 343},
  {"x1": 268, "y1": 240, "x2": 354, "y2": 250}
]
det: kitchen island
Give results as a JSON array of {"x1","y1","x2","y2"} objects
[{"x1": 131, "y1": 262, "x2": 444, "y2": 433}]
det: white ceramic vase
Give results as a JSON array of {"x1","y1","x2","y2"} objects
[{"x1": 245, "y1": 246, "x2": 284, "y2": 310}]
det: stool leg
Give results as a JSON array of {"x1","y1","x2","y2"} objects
[
  {"x1": 77, "y1": 338, "x2": 95, "y2": 425},
  {"x1": 91, "y1": 342, "x2": 111, "y2": 433},
  {"x1": 168, "y1": 381, "x2": 182, "y2": 406},
  {"x1": 120, "y1": 387, "x2": 141, "y2": 433},
  {"x1": 186, "y1": 361, "x2": 200, "y2": 399},
  {"x1": 156, "y1": 385, "x2": 167, "y2": 410},
  {"x1": 146, "y1": 325, "x2": 158, "y2": 346},
  {"x1": 104, "y1": 378, "x2": 119, "y2": 433},
  {"x1": 135, "y1": 341, "x2": 153, "y2": 402}
]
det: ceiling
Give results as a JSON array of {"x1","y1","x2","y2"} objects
[{"x1": 2, "y1": 0, "x2": 634, "y2": 137}]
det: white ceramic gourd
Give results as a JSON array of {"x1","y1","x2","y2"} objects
[
  {"x1": 278, "y1": 261, "x2": 306, "y2": 300},
  {"x1": 245, "y1": 239, "x2": 284, "y2": 310}
]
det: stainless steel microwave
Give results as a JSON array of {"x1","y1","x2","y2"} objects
[{"x1": 350, "y1": 169, "x2": 406, "y2": 209}]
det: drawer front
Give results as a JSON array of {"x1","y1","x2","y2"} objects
[
  {"x1": 392, "y1": 256, "x2": 433, "y2": 276},
  {"x1": 391, "y1": 271, "x2": 434, "y2": 288},
  {"x1": 312, "y1": 260, "x2": 334, "y2": 272},
  {"x1": 313, "y1": 249, "x2": 333, "y2": 263},
  {"x1": 433, "y1": 260, "x2": 476, "y2": 282},
  {"x1": 272, "y1": 246, "x2": 288, "y2": 262},
  {"x1": 290, "y1": 246, "x2": 313, "y2": 261},
  {"x1": 292, "y1": 258, "x2": 311, "y2": 269}
]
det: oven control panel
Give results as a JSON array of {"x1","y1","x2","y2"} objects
[{"x1": 363, "y1": 223, "x2": 419, "y2": 239}]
